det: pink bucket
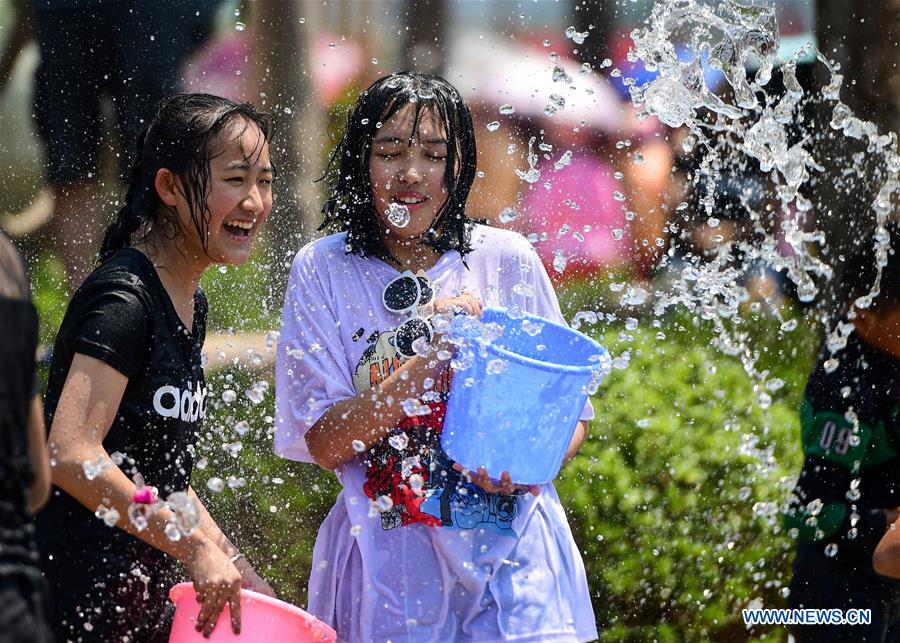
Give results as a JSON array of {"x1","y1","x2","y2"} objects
[{"x1": 168, "y1": 582, "x2": 336, "y2": 642}]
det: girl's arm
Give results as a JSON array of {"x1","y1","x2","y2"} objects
[
  {"x1": 305, "y1": 350, "x2": 448, "y2": 470},
  {"x1": 187, "y1": 486, "x2": 276, "y2": 597},
  {"x1": 48, "y1": 353, "x2": 243, "y2": 637},
  {"x1": 305, "y1": 294, "x2": 482, "y2": 471},
  {"x1": 562, "y1": 420, "x2": 588, "y2": 467},
  {"x1": 26, "y1": 395, "x2": 51, "y2": 512},
  {"x1": 874, "y1": 513, "x2": 900, "y2": 577}
]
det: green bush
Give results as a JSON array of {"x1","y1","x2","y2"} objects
[
  {"x1": 193, "y1": 310, "x2": 819, "y2": 642},
  {"x1": 556, "y1": 315, "x2": 816, "y2": 641},
  {"x1": 190, "y1": 367, "x2": 338, "y2": 605}
]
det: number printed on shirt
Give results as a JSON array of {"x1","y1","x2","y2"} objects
[{"x1": 819, "y1": 421, "x2": 851, "y2": 455}]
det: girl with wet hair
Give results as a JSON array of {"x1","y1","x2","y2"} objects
[
  {"x1": 319, "y1": 71, "x2": 477, "y2": 262},
  {"x1": 277, "y1": 72, "x2": 597, "y2": 641},
  {"x1": 36, "y1": 93, "x2": 277, "y2": 641}
]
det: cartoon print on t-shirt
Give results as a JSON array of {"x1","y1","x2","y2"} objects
[{"x1": 352, "y1": 328, "x2": 519, "y2": 536}]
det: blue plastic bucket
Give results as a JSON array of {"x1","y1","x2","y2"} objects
[{"x1": 441, "y1": 307, "x2": 607, "y2": 485}]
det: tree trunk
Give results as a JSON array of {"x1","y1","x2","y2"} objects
[
  {"x1": 250, "y1": 0, "x2": 326, "y2": 300},
  {"x1": 400, "y1": 0, "x2": 446, "y2": 75}
]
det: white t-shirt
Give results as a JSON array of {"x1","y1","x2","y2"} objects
[{"x1": 275, "y1": 225, "x2": 598, "y2": 642}]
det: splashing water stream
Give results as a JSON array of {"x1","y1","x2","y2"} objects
[{"x1": 626, "y1": 0, "x2": 897, "y2": 387}]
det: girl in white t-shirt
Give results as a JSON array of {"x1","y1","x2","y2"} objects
[{"x1": 276, "y1": 72, "x2": 597, "y2": 642}]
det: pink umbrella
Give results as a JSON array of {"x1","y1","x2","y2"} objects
[{"x1": 448, "y1": 36, "x2": 624, "y2": 133}]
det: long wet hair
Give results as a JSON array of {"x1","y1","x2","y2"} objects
[
  {"x1": 99, "y1": 93, "x2": 275, "y2": 262},
  {"x1": 319, "y1": 72, "x2": 478, "y2": 261}
]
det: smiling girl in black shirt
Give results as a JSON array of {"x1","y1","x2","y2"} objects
[{"x1": 36, "y1": 93, "x2": 276, "y2": 641}]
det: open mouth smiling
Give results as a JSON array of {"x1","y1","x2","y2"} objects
[
  {"x1": 222, "y1": 218, "x2": 255, "y2": 238},
  {"x1": 392, "y1": 192, "x2": 427, "y2": 209}
]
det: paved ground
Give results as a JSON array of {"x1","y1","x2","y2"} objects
[{"x1": 203, "y1": 331, "x2": 276, "y2": 370}]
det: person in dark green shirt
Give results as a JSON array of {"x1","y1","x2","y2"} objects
[{"x1": 784, "y1": 222, "x2": 900, "y2": 642}]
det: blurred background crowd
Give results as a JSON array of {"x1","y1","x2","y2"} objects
[
  {"x1": 1, "y1": 1, "x2": 899, "y2": 639},
  {"x1": 2, "y1": 0, "x2": 896, "y2": 332}
]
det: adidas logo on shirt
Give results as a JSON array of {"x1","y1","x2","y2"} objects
[{"x1": 152, "y1": 381, "x2": 208, "y2": 422}]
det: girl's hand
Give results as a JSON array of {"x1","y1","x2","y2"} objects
[
  {"x1": 452, "y1": 463, "x2": 541, "y2": 496},
  {"x1": 234, "y1": 556, "x2": 277, "y2": 598},
  {"x1": 183, "y1": 541, "x2": 243, "y2": 638},
  {"x1": 434, "y1": 291, "x2": 483, "y2": 317}
]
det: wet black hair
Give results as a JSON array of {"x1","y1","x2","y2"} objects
[
  {"x1": 99, "y1": 93, "x2": 275, "y2": 262},
  {"x1": 841, "y1": 221, "x2": 900, "y2": 314},
  {"x1": 318, "y1": 72, "x2": 478, "y2": 262}
]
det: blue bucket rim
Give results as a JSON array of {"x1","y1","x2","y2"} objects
[{"x1": 475, "y1": 307, "x2": 607, "y2": 376}]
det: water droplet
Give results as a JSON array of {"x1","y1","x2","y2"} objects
[
  {"x1": 543, "y1": 94, "x2": 566, "y2": 116},
  {"x1": 402, "y1": 398, "x2": 431, "y2": 417},
  {"x1": 95, "y1": 505, "x2": 120, "y2": 527},
  {"x1": 409, "y1": 473, "x2": 425, "y2": 491},
  {"x1": 371, "y1": 57, "x2": 378, "y2": 65},
  {"x1": 499, "y1": 103, "x2": 515, "y2": 115},
  {"x1": 388, "y1": 433, "x2": 409, "y2": 451},
  {"x1": 553, "y1": 150, "x2": 573, "y2": 171},
  {"x1": 552, "y1": 65, "x2": 572, "y2": 84},
  {"x1": 245, "y1": 384, "x2": 265, "y2": 404},
  {"x1": 486, "y1": 358, "x2": 507, "y2": 375},
  {"x1": 486, "y1": 121, "x2": 500, "y2": 132},
  {"x1": 386, "y1": 202, "x2": 410, "y2": 228},
  {"x1": 234, "y1": 21, "x2": 246, "y2": 32},
  {"x1": 373, "y1": 495, "x2": 393, "y2": 513},
  {"x1": 780, "y1": 319, "x2": 798, "y2": 332},
  {"x1": 550, "y1": 247, "x2": 568, "y2": 273},
  {"x1": 352, "y1": 439, "x2": 367, "y2": 453},
  {"x1": 82, "y1": 456, "x2": 110, "y2": 481},
  {"x1": 514, "y1": 136, "x2": 541, "y2": 183},
  {"x1": 206, "y1": 477, "x2": 225, "y2": 492},
  {"x1": 824, "y1": 543, "x2": 839, "y2": 558},
  {"x1": 498, "y1": 207, "x2": 517, "y2": 223},
  {"x1": 512, "y1": 281, "x2": 536, "y2": 298},
  {"x1": 221, "y1": 389, "x2": 237, "y2": 403}
]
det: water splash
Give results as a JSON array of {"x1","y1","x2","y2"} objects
[
  {"x1": 628, "y1": 0, "x2": 897, "y2": 360},
  {"x1": 515, "y1": 137, "x2": 542, "y2": 183},
  {"x1": 386, "y1": 202, "x2": 411, "y2": 228}
]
